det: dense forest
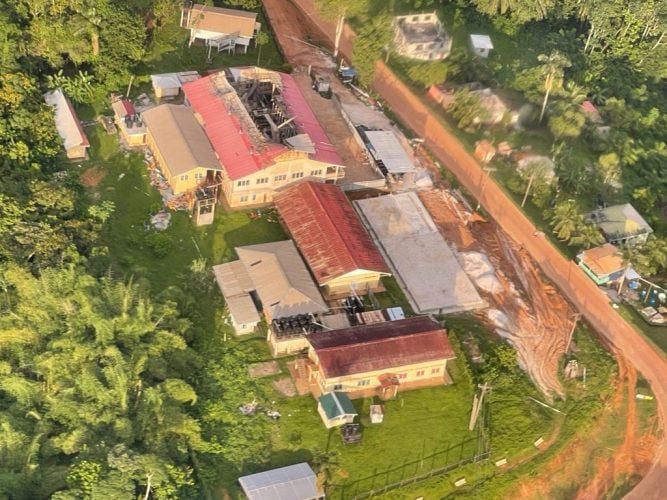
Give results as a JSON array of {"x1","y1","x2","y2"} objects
[{"x1": 0, "y1": 0, "x2": 665, "y2": 497}]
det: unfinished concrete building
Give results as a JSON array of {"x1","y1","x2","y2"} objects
[{"x1": 393, "y1": 12, "x2": 452, "y2": 60}]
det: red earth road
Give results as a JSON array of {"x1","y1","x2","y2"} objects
[{"x1": 267, "y1": 1, "x2": 667, "y2": 497}]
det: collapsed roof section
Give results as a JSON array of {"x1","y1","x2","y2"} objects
[{"x1": 182, "y1": 67, "x2": 343, "y2": 180}]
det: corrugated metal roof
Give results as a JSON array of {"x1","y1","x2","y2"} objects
[
  {"x1": 308, "y1": 317, "x2": 455, "y2": 378},
  {"x1": 237, "y1": 240, "x2": 328, "y2": 319},
  {"x1": 319, "y1": 392, "x2": 357, "y2": 419},
  {"x1": 364, "y1": 130, "x2": 415, "y2": 174},
  {"x1": 185, "y1": 4, "x2": 257, "y2": 37},
  {"x1": 182, "y1": 69, "x2": 342, "y2": 181},
  {"x1": 355, "y1": 192, "x2": 485, "y2": 314},
  {"x1": 142, "y1": 104, "x2": 221, "y2": 176},
  {"x1": 578, "y1": 244, "x2": 625, "y2": 276},
  {"x1": 44, "y1": 89, "x2": 89, "y2": 149},
  {"x1": 212, "y1": 261, "x2": 260, "y2": 327},
  {"x1": 238, "y1": 463, "x2": 322, "y2": 500},
  {"x1": 274, "y1": 182, "x2": 390, "y2": 286}
]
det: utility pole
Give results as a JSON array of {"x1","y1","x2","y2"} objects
[
  {"x1": 475, "y1": 166, "x2": 496, "y2": 212},
  {"x1": 521, "y1": 171, "x2": 536, "y2": 208},
  {"x1": 564, "y1": 313, "x2": 581, "y2": 353},
  {"x1": 469, "y1": 382, "x2": 491, "y2": 431}
]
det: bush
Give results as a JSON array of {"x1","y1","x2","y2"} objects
[{"x1": 145, "y1": 231, "x2": 173, "y2": 258}]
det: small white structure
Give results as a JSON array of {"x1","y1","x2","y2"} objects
[
  {"x1": 181, "y1": 3, "x2": 260, "y2": 54},
  {"x1": 469, "y1": 34, "x2": 494, "y2": 58},
  {"x1": 393, "y1": 12, "x2": 452, "y2": 60},
  {"x1": 44, "y1": 89, "x2": 90, "y2": 160},
  {"x1": 370, "y1": 405, "x2": 384, "y2": 424},
  {"x1": 150, "y1": 71, "x2": 200, "y2": 99}
]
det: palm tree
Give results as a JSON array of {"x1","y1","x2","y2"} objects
[
  {"x1": 569, "y1": 222, "x2": 605, "y2": 248},
  {"x1": 550, "y1": 199, "x2": 583, "y2": 242},
  {"x1": 537, "y1": 51, "x2": 571, "y2": 123}
]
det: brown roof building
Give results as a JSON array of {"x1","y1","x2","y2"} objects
[
  {"x1": 307, "y1": 317, "x2": 456, "y2": 399},
  {"x1": 274, "y1": 181, "x2": 390, "y2": 297},
  {"x1": 577, "y1": 243, "x2": 627, "y2": 285},
  {"x1": 180, "y1": 4, "x2": 259, "y2": 53}
]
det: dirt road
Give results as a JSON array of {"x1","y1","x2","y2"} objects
[{"x1": 269, "y1": 1, "x2": 667, "y2": 497}]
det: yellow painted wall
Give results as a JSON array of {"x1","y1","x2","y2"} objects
[
  {"x1": 309, "y1": 349, "x2": 450, "y2": 394},
  {"x1": 324, "y1": 271, "x2": 386, "y2": 296},
  {"x1": 222, "y1": 157, "x2": 344, "y2": 208},
  {"x1": 66, "y1": 145, "x2": 88, "y2": 160},
  {"x1": 146, "y1": 129, "x2": 211, "y2": 194}
]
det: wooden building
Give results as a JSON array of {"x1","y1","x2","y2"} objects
[
  {"x1": 306, "y1": 317, "x2": 456, "y2": 399},
  {"x1": 182, "y1": 68, "x2": 345, "y2": 208},
  {"x1": 44, "y1": 88, "x2": 90, "y2": 160},
  {"x1": 141, "y1": 104, "x2": 222, "y2": 195},
  {"x1": 274, "y1": 181, "x2": 391, "y2": 297}
]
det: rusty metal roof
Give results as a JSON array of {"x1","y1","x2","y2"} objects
[
  {"x1": 308, "y1": 317, "x2": 455, "y2": 378},
  {"x1": 274, "y1": 181, "x2": 390, "y2": 285}
]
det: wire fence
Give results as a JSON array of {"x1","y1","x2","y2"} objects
[{"x1": 330, "y1": 435, "x2": 489, "y2": 499}]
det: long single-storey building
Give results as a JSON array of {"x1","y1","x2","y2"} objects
[
  {"x1": 306, "y1": 316, "x2": 456, "y2": 399},
  {"x1": 355, "y1": 192, "x2": 485, "y2": 314},
  {"x1": 182, "y1": 67, "x2": 345, "y2": 207},
  {"x1": 44, "y1": 88, "x2": 90, "y2": 160},
  {"x1": 142, "y1": 104, "x2": 222, "y2": 194},
  {"x1": 274, "y1": 181, "x2": 391, "y2": 297}
]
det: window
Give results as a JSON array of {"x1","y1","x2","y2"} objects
[
  {"x1": 274, "y1": 174, "x2": 287, "y2": 182},
  {"x1": 326, "y1": 166, "x2": 338, "y2": 174},
  {"x1": 251, "y1": 194, "x2": 257, "y2": 201},
  {"x1": 333, "y1": 384, "x2": 343, "y2": 390},
  {"x1": 180, "y1": 174, "x2": 188, "y2": 181},
  {"x1": 424, "y1": 14, "x2": 432, "y2": 21},
  {"x1": 412, "y1": 16, "x2": 418, "y2": 21},
  {"x1": 431, "y1": 367, "x2": 441, "y2": 375},
  {"x1": 398, "y1": 373, "x2": 407, "y2": 380},
  {"x1": 195, "y1": 172, "x2": 204, "y2": 180},
  {"x1": 256, "y1": 177, "x2": 269, "y2": 184},
  {"x1": 310, "y1": 169, "x2": 322, "y2": 177},
  {"x1": 291, "y1": 172, "x2": 304, "y2": 179},
  {"x1": 239, "y1": 195, "x2": 249, "y2": 203},
  {"x1": 416, "y1": 370, "x2": 425, "y2": 377},
  {"x1": 237, "y1": 180, "x2": 250, "y2": 187},
  {"x1": 357, "y1": 379, "x2": 370, "y2": 387},
  {"x1": 429, "y1": 53, "x2": 434, "y2": 59}
]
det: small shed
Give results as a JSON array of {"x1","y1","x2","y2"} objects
[
  {"x1": 318, "y1": 392, "x2": 357, "y2": 429},
  {"x1": 469, "y1": 34, "x2": 494, "y2": 58},
  {"x1": 151, "y1": 71, "x2": 200, "y2": 99},
  {"x1": 238, "y1": 463, "x2": 324, "y2": 500}
]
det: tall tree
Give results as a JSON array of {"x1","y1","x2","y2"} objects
[
  {"x1": 537, "y1": 51, "x2": 571, "y2": 123},
  {"x1": 315, "y1": 0, "x2": 369, "y2": 58}
]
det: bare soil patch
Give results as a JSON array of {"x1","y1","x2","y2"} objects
[
  {"x1": 81, "y1": 166, "x2": 106, "y2": 188},
  {"x1": 272, "y1": 377, "x2": 298, "y2": 397},
  {"x1": 248, "y1": 361, "x2": 281, "y2": 379}
]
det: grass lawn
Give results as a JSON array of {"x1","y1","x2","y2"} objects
[
  {"x1": 618, "y1": 304, "x2": 667, "y2": 355},
  {"x1": 257, "y1": 365, "x2": 476, "y2": 498}
]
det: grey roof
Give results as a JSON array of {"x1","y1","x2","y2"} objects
[
  {"x1": 469, "y1": 34, "x2": 494, "y2": 50},
  {"x1": 236, "y1": 240, "x2": 328, "y2": 319},
  {"x1": 355, "y1": 192, "x2": 484, "y2": 314},
  {"x1": 364, "y1": 130, "x2": 415, "y2": 174},
  {"x1": 212, "y1": 261, "x2": 260, "y2": 326},
  {"x1": 142, "y1": 104, "x2": 221, "y2": 176},
  {"x1": 43, "y1": 89, "x2": 89, "y2": 150},
  {"x1": 151, "y1": 71, "x2": 200, "y2": 90},
  {"x1": 589, "y1": 203, "x2": 653, "y2": 240},
  {"x1": 238, "y1": 463, "x2": 322, "y2": 500}
]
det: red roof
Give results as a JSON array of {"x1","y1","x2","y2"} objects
[
  {"x1": 274, "y1": 181, "x2": 390, "y2": 285},
  {"x1": 308, "y1": 317, "x2": 455, "y2": 378},
  {"x1": 122, "y1": 100, "x2": 136, "y2": 116},
  {"x1": 182, "y1": 70, "x2": 342, "y2": 180}
]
